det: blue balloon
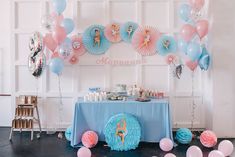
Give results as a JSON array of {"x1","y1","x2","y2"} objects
[
  {"x1": 175, "y1": 128, "x2": 192, "y2": 144},
  {"x1": 187, "y1": 42, "x2": 202, "y2": 61},
  {"x1": 65, "y1": 126, "x2": 72, "y2": 141},
  {"x1": 53, "y1": 0, "x2": 66, "y2": 15},
  {"x1": 157, "y1": 35, "x2": 177, "y2": 56},
  {"x1": 179, "y1": 4, "x2": 192, "y2": 22},
  {"x1": 49, "y1": 57, "x2": 64, "y2": 75},
  {"x1": 178, "y1": 39, "x2": 188, "y2": 54},
  {"x1": 199, "y1": 47, "x2": 210, "y2": 70},
  {"x1": 61, "y1": 18, "x2": 74, "y2": 34}
]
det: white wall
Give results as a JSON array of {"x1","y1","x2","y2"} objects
[
  {"x1": 206, "y1": 0, "x2": 235, "y2": 137},
  {"x1": 0, "y1": 0, "x2": 234, "y2": 138},
  {"x1": 0, "y1": 0, "x2": 11, "y2": 127}
]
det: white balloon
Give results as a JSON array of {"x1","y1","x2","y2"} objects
[
  {"x1": 218, "y1": 140, "x2": 234, "y2": 156},
  {"x1": 186, "y1": 146, "x2": 203, "y2": 157},
  {"x1": 164, "y1": 153, "x2": 176, "y2": 157},
  {"x1": 208, "y1": 150, "x2": 225, "y2": 157}
]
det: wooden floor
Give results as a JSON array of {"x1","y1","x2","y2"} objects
[{"x1": 0, "y1": 127, "x2": 234, "y2": 157}]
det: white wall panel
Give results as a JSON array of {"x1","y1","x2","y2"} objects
[
  {"x1": 76, "y1": 1, "x2": 106, "y2": 31},
  {"x1": 78, "y1": 65, "x2": 106, "y2": 92},
  {"x1": 142, "y1": 1, "x2": 170, "y2": 30},
  {"x1": 110, "y1": 1, "x2": 137, "y2": 22},
  {"x1": 15, "y1": 1, "x2": 41, "y2": 29},
  {"x1": 142, "y1": 65, "x2": 169, "y2": 91},
  {"x1": 10, "y1": 0, "x2": 206, "y2": 129},
  {"x1": 110, "y1": 66, "x2": 137, "y2": 89}
]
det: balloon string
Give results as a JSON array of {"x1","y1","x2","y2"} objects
[
  {"x1": 190, "y1": 71, "x2": 196, "y2": 130},
  {"x1": 58, "y1": 75, "x2": 63, "y2": 131}
]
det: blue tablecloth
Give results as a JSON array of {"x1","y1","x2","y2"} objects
[{"x1": 71, "y1": 99, "x2": 173, "y2": 147}]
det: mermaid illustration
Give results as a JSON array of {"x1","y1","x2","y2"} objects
[
  {"x1": 140, "y1": 29, "x2": 151, "y2": 48},
  {"x1": 111, "y1": 24, "x2": 120, "y2": 40},
  {"x1": 116, "y1": 119, "x2": 128, "y2": 144},
  {"x1": 93, "y1": 28, "x2": 101, "y2": 47},
  {"x1": 163, "y1": 40, "x2": 170, "y2": 50},
  {"x1": 126, "y1": 25, "x2": 133, "y2": 38}
]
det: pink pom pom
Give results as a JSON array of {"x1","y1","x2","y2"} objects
[
  {"x1": 82, "y1": 131, "x2": 98, "y2": 148},
  {"x1": 132, "y1": 26, "x2": 161, "y2": 56},
  {"x1": 200, "y1": 130, "x2": 217, "y2": 148},
  {"x1": 104, "y1": 23, "x2": 121, "y2": 43}
]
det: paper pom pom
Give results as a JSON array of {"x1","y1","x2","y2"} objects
[
  {"x1": 104, "y1": 23, "x2": 121, "y2": 43},
  {"x1": 77, "y1": 147, "x2": 91, "y2": 157},
  {"x1": 200, "y1": 130, "x2": 217, "y2": 148},
  {"x1": 132, "y1": 26, "x2": 161, "y2": 56},
  {"x1": 120, "y1": 22, "x2": 138, "y2": 43},
  {"x1": 71, "y1": 35, "x2": 86, "y2": 56},
  {"x1": 65, "y1": 126, "x2": 72, "y2": 141},
  {"x1": 157, "y1": 35, "x2": 177, "y2": 56},
  {"x1": 82, "y1": 131, "x2": 98, "y2": 148},
  {"x1": 104, "y1": 113, "x2": 141, "y2": 151},
  {"x1": 82, "y1": 25, "x2": 111, "y2": 55},
  {"x1": 175, "y1": 128, "x2": 192, "y2": 144}
]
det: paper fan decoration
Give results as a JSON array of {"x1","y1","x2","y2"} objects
[
  {"x1": 132, "y1": 26, "x2": 161, "y2": 56},
  {"x1": 104, "y1": 23, "x2": 121, "y2": 43},
  {"x1": 82, "y1": 25, "x2": 111, "y2": 55},
  {"x1": 68, "y1": 53, "x2": 79, "y2": 65},
  {"x1": 120, "y1": 22, "x2": 138, "y2": 43},
  {"x1": 157, "y1": 35, "x2": 177, "y2": 56},
  {"x1": 71, "y1": 35, "x2": 86, "y2": 56}
]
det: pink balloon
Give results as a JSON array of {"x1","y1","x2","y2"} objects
[
  {"x1": 44, "y1": 33, "x2": 57, "y2": 52},
  {"x1": 51, "y1": 12, "x2": 64, "y2": 25},
  {"x1": 180, "y1": 24, "x2": 196, "y2": 42},
  {"x1": 186, "y1": 146, "x2": 203, "y2": 157},
  {"x1": 189, "y1": 0, "x2": 205, "y2": 10},
  {"x1": 82, "y1": 131, "x2": 98, "y2": 148},
  {"x1": 196, "y1": 20, "x2": 209, "y2": 39},
  {"x1": 164, "y1": 153, "x2": 176, "y2": 157},
  {"x1": 186, "y1": 60, "x2": 198, "y2": 71},
  {"x1": 77, "y1": 147, "x2": 91, "y2": 157},
  {"x1": 159, "y1": 138, "x2": 173, "y2": 152},
  {"x1": 208, "y1": 150, "x2": 225, "y2": 157},
  {"x1": 218, "y1": 140, "x2": 234, "y2": 156},
  {"x1": 53, "y1": 25, "x2": 67, "y2": 45}
]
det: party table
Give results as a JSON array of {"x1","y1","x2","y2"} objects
[{"x1": 70, "y1": 99, "x2": 173, "y2": 147}]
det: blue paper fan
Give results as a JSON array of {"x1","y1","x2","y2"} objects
[
  {"x1": 120, "y1": 22, "x2": 139, "y2": 43},
  {"x1": 82, "y1": 25, "x2": 111, "y2": 55},
  {"x1": 104, "y1": 113, "x2": 141, "y2": 151},
  {"x1": 157, "y1": 35, "x2": 177, "y2": 56}
]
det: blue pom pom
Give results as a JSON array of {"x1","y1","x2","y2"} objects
[
  {"x1": 104, "y1": 113, "x2": 141, "y2": 151},
  {"x1": 82, "y1": 25, "x2": 111, "y2": 55},
  {"x1": 175, "y1": 128, "x2": 192, "y2": 144},
  {"x1": 120, "y1": 22, "x2": 138, "y2": 43},
  {"x1": 65, "y1": 126, "x2": 72, "y2": 141}
]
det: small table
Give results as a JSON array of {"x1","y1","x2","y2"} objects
[{"x1": 70, "y1": 99, "x2": 173, "y2": 147}]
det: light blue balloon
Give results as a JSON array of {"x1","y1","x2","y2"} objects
[
  {"x1": 61, "y1": 18, "x2": 74, "y2": 34},
  {"x1": 199, "y1": 47, "x2": 210, "y2": 70},
  {"x1": 53, "y1": 0, "x2": 66, "y2": 15},
  {"x1": 178, "y1": 39, "x2": 188, "y2": 54},
  {"x1": 179, "y1": 4, "x2": 192, "y2": 22},
  {"x1": 63, "y1": 37, "x2": 72, "y2": 45},
  {"x1": 187, "y1": 42, "x2": 202, "y2": 61},
  {"x1": 49, "y1": 57, "x2": 64, "y2": 75}
]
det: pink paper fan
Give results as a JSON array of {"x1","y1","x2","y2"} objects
[
  {"x1": 71, "y1": 35, "x2": 86, "y2": 56},
  {"x1": 132, "y1": 26, "x2": 161, "y2": 56},
  {"x1": 104, "y1": 23, "x2": 121, "y2": 43},
  {"x1": 68, "y1": 53, "x2": 79, "y2": 65}
]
